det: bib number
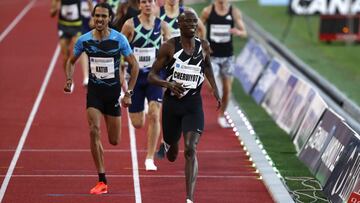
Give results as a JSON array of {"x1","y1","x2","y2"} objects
[
  {"x1": 210, "y1": 24, "x2": 231, "y2": 43},
  {"x1": 134, "y1": 47, "x2": 156, "y2": 69},
  {"x1": 61, "y1": 4, "x2": 79, "y2": 21},
  {"x1": 90, "y1": 57, "x2": 115, "y2": 79},
  {"x1": 172, "y1": 62, "x2": 201, "y2": 89}
]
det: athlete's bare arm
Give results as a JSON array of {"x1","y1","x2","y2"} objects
[
  {"x1": 200, "y1": 5, "x2": 211, "y2": 25},
  {"x1": 64, "y1": 54, "x2": 81, "y2": 92},
  {"x1": 121, "y1": 19, "x2": 135, "y2": 41},
  {"x1": 201, "y1": 39, "x2": 221, "y2": 109},
  {"x1": 50, "y1": 0, "x2": 60, "y2": 17},
  {"x1": 148, "y1": 39, "x2": 185, "y2": 97},
  {"x1": 230, "y1": 7, "x2": 247, "y2": 37},
  {"x1": 160, "y1": 21, "x2": 171, "y2": 41},
  {"x1": 122, "y1": 54, "x2": 139, "y2": 107}
]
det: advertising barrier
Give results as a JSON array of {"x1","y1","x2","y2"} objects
[
  {"x1": 293, "y1": 93, "x2": 327, "y2": 153},
  {"x1": 251, "y1": 58, "x2": 282, "y2": 104},
  {"x1": 315, "y1": 122, "x2": 356, "y2": 186},
  {"x1": 262, "y1": 68, "x2": 298, "y2": 120},
  {"x1": 276, "y1": 79, "x2": 315, "y2": 135},
  {"x1": 324, "y1": 133, "x2": 360, "y2": 203},
  {"x1": 237, "y1": 43, "x2": 270, "y2": 93},
  {"x1": 298, "y1": 109, "x2": 344, "y2": 174},
  {"x1": 234, "y1": 39, "x2": 256, "y2": 81}
]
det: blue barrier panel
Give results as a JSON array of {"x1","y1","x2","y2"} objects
[
  {"x1": 293, "y1": 93, "x2": 327, "y2": 152},
  {"x1": 251, "y1": 58, "x2": 281, "y2": 104},
  {"x1": 238, "y1": 43, "x2": 270, "y2": 93},
  {"x1": 276, "y1": 79, "x2": 316, "y2": 135},
  {"x1": 316, "y1": 122, "x2": 356, "y2": 186},
  {"x1": 324, "y1": 133, "x2": 360, "y2": 203},
  {"x1": 299, "y1": 109, "x2": 344, "y2": 174},
  {"x1": 233, "y1": 39, "x2": 256, "y2": 81},
  {"x1": 262, "y1": 67, "x2": 298, "y2": 120}
]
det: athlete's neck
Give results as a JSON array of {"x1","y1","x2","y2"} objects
[
  {"x1": 215, "y1": 1, "x2": 229, "y2": 14},
  {"x1": 180, "y1": 36, "x2": 195, "y2": 55},
  {"x1": 164, "y1": 4, "x2": 179, "y2": 18},
  {"x1": 93, "y1": 28, "x2": 110, "y2": 41},
  {"x1": 139, "y1": 14, "x2": 155, "y2": 29}
]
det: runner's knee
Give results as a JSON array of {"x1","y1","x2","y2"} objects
[{"x1": 89, "y1": 124, "x2": 100, "y2": 140}]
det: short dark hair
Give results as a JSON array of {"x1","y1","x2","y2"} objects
[{"x1": 92, "y1": 2, "x2": 114, "y2": 21}]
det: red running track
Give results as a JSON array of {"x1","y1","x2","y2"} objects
[{"x1": 0, "y1": 0, "x2": 274, "y2": 202}]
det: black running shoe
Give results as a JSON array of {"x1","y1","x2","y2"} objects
[{"x1": 155, "y1": 143, "x2": 166, "y2": 159}]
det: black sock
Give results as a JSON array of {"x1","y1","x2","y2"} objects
[{"x1": 98, "y1": 173, "x2": 107, "y2": 184}]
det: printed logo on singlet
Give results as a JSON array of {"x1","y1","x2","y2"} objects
[
  {"x1": 90, "y1": 57, "x2": 115, "y2": 79},
  {"x1": 210, "y1": 24, "x2": 231, "y2": 43},
  {"x1": 172, "y1": 62, "x2": 201, "y2": 89},
  {"x1": 61, "y1": 4, "x2": 79, "y2": 21},
  {"x1": 134, "y1": 47, "x2": 156, "y2": 69}
]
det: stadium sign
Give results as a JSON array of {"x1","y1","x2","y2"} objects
[{"x1": 290, "y1": 0, "x2": 360, "y2": 15}]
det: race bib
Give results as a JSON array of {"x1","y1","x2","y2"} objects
[
  {"x1": 210, "y1": 24, "x2": 231, "y2": 43},
  {"x1": 90, "y1": 57, "x2": 115, "y2": 79},
  {"x1": 134, "y1": 47, "x2": 156, "y2": 69},
  {"x1": 172, "y1": 62, "x2": 201, "y2": 89},
  {"x1": 61, "y1": 4, "x2": 79, "y2": 21}
]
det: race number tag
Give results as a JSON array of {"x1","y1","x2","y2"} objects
[
  {"x1": 210, "y1": 24, "x2": 231, "y2": 43},
  {"x1": 134, "y1": 47, "x2": 156, "y2": 69},
  {"x1": 61, "y1": 4, "x2": 79, "y2": 21},
  {"x1": 172, "y1": 62, "x2": 201, "y2": 89},
  {"x1": 90, "y1": 57, "x2": 115, "y2": 79}
]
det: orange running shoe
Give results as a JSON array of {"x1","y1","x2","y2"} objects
[{"x1": 90, "y1": 182, "x2": 108, "y2": 194}]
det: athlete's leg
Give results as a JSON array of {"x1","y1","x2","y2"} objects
[
  {"x1": 104, "y1": 114, "x2": 121, "y2": 145},
  {"x1": 59, "y1": 38, "x2": 71, "y2": 73},
  {"x1": 87, "y1": 107, "x2": 105, "y2": 173},
  {"x1": 219, "y1": 76, "x2": 233, "y2": 117},
  {"x1": 183, "y1": 131, "x2": 201, "y2": 202},
  {"x1": 167, "y1": 141, "x2": 179, "y2": 162},
  {"x1": 129, "y1": 111, "x2": 145, "y2": 128},
  {"x1": 145, "y1": 101, "x2": 161, "y2": 160}
]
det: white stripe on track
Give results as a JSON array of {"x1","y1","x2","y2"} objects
[
  {"x1": 0, "y1": 0, "x2": 36, "y2": 43},
  {"x1": 3, "y1": 174, "x2": 259, "y2": 179},
  {"x1": 0, "y1": 44, "x2": 60, "y2": 202},
  {"x1": 128, "y1": 115, "x2": 142, "y2": 203}
]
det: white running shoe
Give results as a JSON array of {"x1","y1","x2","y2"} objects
[
  {"x1": 218, "y1": 116, "x2": 231, "y2": 128},
  {"x1": 186, "y1": 199, "x2": 193, "y2": 203},
  {"x1": 145, "y1": 159, "x2": 157, "y2": 171}
]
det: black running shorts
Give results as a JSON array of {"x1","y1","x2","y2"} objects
[
  {"x1": 86, "y1": 84, "x2": 121, "y2": 117},
  {"x1": 162, "y1": 95, "x2": 204, "y2": 145}
]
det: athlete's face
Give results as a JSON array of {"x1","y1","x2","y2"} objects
[
  {"x1": 139, "y1": 0, "x2": 155, "y2": 15},
  {"x1": 165, "y1": 0, "x2": 179, "y2": 7},
  {"x1": 179, "y1": 12, "x2": 197, "y2": 38},
  {"x1": 216, "y1": 0, "x2": 228, "y2": 5},
  {"x1": 93, "y1": 7, "x2": 111, "y2": 31}
]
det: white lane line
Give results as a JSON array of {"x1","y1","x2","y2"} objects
[
  {"x1": 0, "y1": 44, "x2": 60, "y2": 202},
  {"x1": 4, "y1": 174, "x2": 259, "y2": 179},
  {"x1": 127, "y1": 114, "x2": 142, "y2": 203},
  {"x1": 0, "y1": 0, "x2": 36, "y2": 43},
  {"x1": 0, "y1": 149, "x2": 245, "y2": 153}
]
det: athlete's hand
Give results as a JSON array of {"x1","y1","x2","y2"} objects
[
  {"x1": 121, "y1": 95, "x2": 132, "y2": 108},
  {"x1": 63, "y1": 79, "x2": 74, "y2": 94},
  {"x1": 50, "y1": 8, "x2": 57, "y2": 18},
  {"x1": 167, "y1": 81, "x2": 185, "y2": 98},
  {"x1": 213, "y1": 91, "x2": 221, "y2": 110}
]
